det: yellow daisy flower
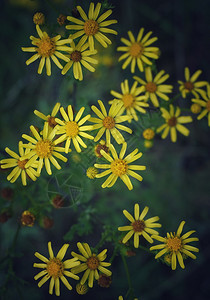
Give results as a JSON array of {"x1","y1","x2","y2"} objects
[
  {"x1": 178, "y1": 67, "x2": 207, "y2": 98},
  {"x1": 33, "y1": 242, "x2": 80, "y2": 296},
  {"x1": 192, "y1": 84, "x2": 210, "y2": 126},
  {"x1": 61, "y1": 36, "x2": 98, "y2": 80},
  {"x1": 109, "y1": 79, "x2": 149, "y2": 122},
  {"x1": 54, "y1": 105, "x2": 94, "y2": 153},
  {"x1": 71, "y1": 242, "x2": 112, "y2": 288},
  {"x1": 156, "y1": 104, "x2": 193, "y2": 142},
  {"x1": 34, "y1": 102, "x2": 61, "y2": 130},
  {"x1": 66, "y1": 2, "x2": 118, "y2": 51},
  {"x1": 94, "y1": 143, "x2": 146, "y2": 190},
  {"x1": 0, "y1": 141, "x2": 39, "y2": 186},
  {"x1": 150, "y1": 221, "x2": 199, "y2": 270},
  {"x1": 117, "y1": 28, "x2": 159, "y2": 73},
  {"x1": 118, "y1": 204, "x2": 161, "y2": 248},
  {"x1": 21, "y1": 25, "x2": 72, "y2": 76},
  {"x1": 133, "y1": 67, "x2": 173, "y2": 107},
  {"x1": 89, "y1": 100, "x2": 132, "y2": 145},
  {"x1": 21, "y1": 122, "x2": 68, "y2": 175}
]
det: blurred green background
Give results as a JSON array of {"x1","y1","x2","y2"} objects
[{"x1": 0, "y1": 0, "x2": 210, "y2": 299}]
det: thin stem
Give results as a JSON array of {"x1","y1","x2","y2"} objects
[{"x1": 120, "y1": 252, "x2": 134, "y2": 299}]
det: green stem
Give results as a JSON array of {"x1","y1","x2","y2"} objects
[
  {"x1": 109, "y1": 244, "x2": 118, "y2": 263},
  {"x1": 121, "y1": 252, "x2": 134, "y2": 299}
]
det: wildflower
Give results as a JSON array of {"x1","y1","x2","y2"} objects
[
  {"x1": 86, "y1": 167, "x2": 98, "y2": 179},
  {"x1": 94, "y1": 143, "x2": 146, "y2": 190},
  {"x1": 192, "y1": 84, "x2": 210, "y2": 126},
  {"x1": 34, "y1": 242, "x2": 80, "y2": 296},
  {"x1": 66, "y1": 2, "x2": 118, "y2": 51},
  {"x1": 134, "y1": 67, "x2": 173, "y2": 107},
  {"x1": 117, "y1": 28, "x2": 159, "y2": 73},
  {"x1": 21, "y1": 123, "x2": 68, "y2": 175},
  {"x1": 33, "y1": 12, "x2": 45, "y2": 25},
  {"x1": 109, "y1": 80, "x2": 148, "y2": 122},
  {"x1": 54, "y1": 105, "x2": 94, "y2": 153},
  {"x1": 144, "y1": 140, "x2": 153, "y2": 149},
  {"x1": 52, "y1": 194, "x2": 65, "y2": 208},
  {"x1": 76, "y1": 283, "x2": 89, "y2": 294},
  {"x1": 150, "y1": 221, "x2": 199, "y2": 270},
  {"x1": 90, "y1": 100, "x2": 132, "y2": 146},
  {"x1": 0, "y1": 141, "x2": 39, "y2": 186},
  {"x1": 142, "y1": 128, "x2": 155, "y2": 140},
  {"x1": 71, "y1": 242, "x2": 112, "y2": 288},
  {"x1": 21, "y1": 25, "x2": 72, "y2": 76},
  {"x1": 94, "y1": 140, "x2": 109, "y2": 158},
  {"x1": 190, "y1": 103, "x2": 201, "y2": 114},
  {"x1": 118, "y1": 204, "x2": 161, "y2": 248},
  {"x1": 57, "y1": 14, "x2": 67, "y2": 26},
  {"x1": 178, "y1": 67, "x2": 207, "y2": 98},
  {"x1": 156, "y1": 104, "x2": 193, "y2": 142},
  {"x1": 98, "y1": 274, "x2": 112, "y2": 288},
  {"x1": 34, "y1": 102, "x2": 60, "y2": 131},
  {"x1": 61, "y1": 36, "x2": 98, "y2": 80},
  {"x1": 21, "y1": 210, "x2": 35, "y2": 227}
]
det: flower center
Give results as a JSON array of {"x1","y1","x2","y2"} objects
[
  {"x1": 48, "y1": 116, "x2": 57, "y2": 128},
  {"x1": 35, "y1": 140, "x2": 54, "y2": 158},
  {"x1": 184, "y1": 81, "x2": 194, "y2": 91},
  {"x1": 86, "y1": 256, "x2": 99, "y2": 270},
  {"x1": 143, "y1": 128, "x2": 155, "y2": 140},
  {"x1": 132, "y1": 220, "x2": 145, "y2": 232},
  {"x1": 103, "y1": 116, "x2": 115, "y2": 129},
  {"x1": 111, "y1": 159, "x2": 128, "y2": 176},
  {"x1": 66, "y1": 121, "x2": 79, "y2": 138},
  {"x1": 95, "y1": 143, "x2": 109, "y2": 158},
  {"x1": 167, "y1": 236, "x2": 182, "y2": 252},
  {"x1": 36, "y1": 36, "x2": 56, "y2": 57},
  {"x1": 21, "y1": 211, "x2": 35, "y2": 226},
  {"x1": 84, "y1": 20, "x2": 99, "y2": 36},
  {"x1": 18, "y1": 159, "x2": 28, "y2": 169},
  {"x1": 145, "y1": 82, "x2": 157, "y2": 93},
  {"x1": 47, "y1": 258, "x2": 64, "y2": 277},
  {"x1": 206, "y1": 100, "x2": 210, "y2": 111},
  {"x1": 70, "y1": 50, "x2": 82, "y2": 62},
  {"x1": 167, "y1": 117, "x2": 177, "y2": 127},
  {"x1": 190, "y1": 103, "x2": 201, "y2": 114},
  {"x1": 122, "y1": 94, "x2": 134, "y2": 108},
  {"x1": 129, "y1": 42, "x2": 144, "y2": 58}
]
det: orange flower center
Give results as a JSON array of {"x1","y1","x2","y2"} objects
[
  {"x1": 48, "y1": 116, "x2": 57, "y2": 128},
  {"x1": 122, "y1": 94, "x2": 134, "y2": 108},
  {"x1": 103, "y1": 116, "x2": 115, "y2": 129},
  {"x1": 206, "y1": 100, "x2": 210, "y2": 111},
  {"x1": 70, "y1": 50, "x2": 82, "y2": 62},
  {"x1": 35, "y1": 140, "x2": 54, "y2": 158},
  {"x1": 111, "y1": 159, "x2": 128, "y2": 176},
  {"x1": 129, "y1": 42, "x2": 144, "y2": 58},
  {"x1": 167, "y1": 117, "x2": 177, "y2": 127},
  {"x1": 66, "y1": 121, "x2": 79, "y2": 137},
  {"x1": 36, "y1": 36, "x2": 56, "y2": 57},
  {"x1": 143, "y1": 128, "x2": 155, "y2": 140},
  {"x1": 184, "y1": 81, "x2": 194, "y2": 91},
  {"x1": 18, "y1": 159, "x2": 28, "y2": 169},
  {"x1": 84, "y1": 20, "x2": 99, "y2": 36},
  {"x1": 21, "y1": 211, "x2": 35, "y2": 226},
  {"x1": 132, "y1": 220, "x2": 145, "y2": 232},
  {"x1": 86, "y1": 256, "x2": 99, "y2": 270},
  {"x1": 145, "y1": 82, "x2": 157, "y2": 93},
  {"x1": 47, "y1": 258, "x2": 64, "y2": 277},
  {"x1": 167, "y1": 237, "x2": 182, "y2": 252}
]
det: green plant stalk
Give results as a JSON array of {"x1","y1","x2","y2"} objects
[{"x1": 121, "y1": 252, "x2": 135, "y2": 299}]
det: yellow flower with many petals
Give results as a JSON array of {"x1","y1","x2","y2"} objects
[
  {"x1": 22, "y1": 25, "x2": 72, "y2": 76},
  {"x1": 0, "y1": 141, "x2": 39, "y2": 186},
  {"x1": 118, "y1": 204, "x2": 161, "y2": 248},
  {"x1": 117, "y1": 28, "x2": 159, "y2": 73},
  {"x1": 109, "y1": 80, "x2": 148, "y2": 122},
  {"x1": 192, "y1": 84, "x2": 210, "y2": 126},
  {"x1": 54, "y1": 105, "x2": 94, "y2": 153},
  {"x1": 66, "y1": 2, "x2": 117, "y2": 51},
  {"x1": 150, "y1": 221, "x2": 199, "y2": 270},
  {"x1": 21, "y1": 123, "x2": 68, "y2": 175},
  {"x1": 157, "y1": 105, "x2": 193, "y2": 142},
  {"x1": 61, "y1": 36, "x2": 98, "y2": 80},
  {"x1": 178, "y1": 67, "x2": 207, "y2": 98},
  {"x1": 71, "y1": 242, "x2": 112, "y2": 288},
  {"x1": 34, "y1": 242, "x2": 80, "y2": 296},
  {"x1": 94, "y1": 143, "x2": 146, "y2": 190},
  {"x1": 34, "y1": 102, "x2": 61, "y2": 131},
  {"x1": 89, "y1": 100, "x2": 132, "y2": 146},
  {"x1": 134, "y1": 67, "x2": 173, "y2": 107}
]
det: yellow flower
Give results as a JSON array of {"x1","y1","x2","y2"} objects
[
  {"x1": 34, "y1": 102, "x2": 61, "y2": 131},
  {"x1": 21, "y1": 210, "x2": 35, "y2": 226},
  {"x1": 0, "y1": 141, "x2": 39, "y2": 186},
  {"x1": 190, "y1": 103, "x2": 201, "y2": 114},
  {"x1": 178, "y1": 67, "x2": 207, "y2": 98},
  {"x1": 109, "y1": 80, "x2": 149, "y2": 122},
  {"x1": 66, "y1": 2, "x2": 118, "y2": 51},
  {"x1": 118, "y1": 204, "x2": 161, "y2": 248},
  {"x1": 33, "y1": 12, "x2": 45, "y2": 25},
  {"x1": 33, "y1": 242, "x2": 80, "y2": 296},
  {"x1": 134, "y1": 67, "x2": 173, "y2": 107},
  {"x1": 76, "y1": 283, "x2": 89, "y2": 294},
  {"x1": 94, "y1": 143, "x2": 146, "y2": 190},
  {"x1": 117, "y1": 28, "x2": 159, "y2": 73},
  {"x1": 142, "y1": 128, "x2": 155, "y2": 140},
  {"x1": 86, "y1": 167, "x2": 98, "y2": 179},
  {"x1": 150, "y1": 221, "x2": 199, "y2": 270},
  {"x1": 21, "y1": 123, "x2": 68, "y2": 175},
  {"x1": 192, "y1": 84, "x2": 210, "y2": 126},
  {"x1": 21, "y1": 25, "x2": 72, "y2": 76},
  {"x1": 54, "y1": 105, "x2": 94, "y2": 153},
  {"x1": 94, "y1": 140, "x2": 109, "y2": 158},
  {"x1": 144, "y1": 140, "x2": 153, "y2": 149},
  {"x1": 71, "y1": 242, "x2": 112, "y2": 288},
  {"x1": 90, "y1": 100, "x2": 132, "y2": 145},
  {"x1": 61, "y1": 36, "x2": 98, "y2": 80},
  {"x1": 156, "y1": 105, "x2": 193, "y2": 142}
]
